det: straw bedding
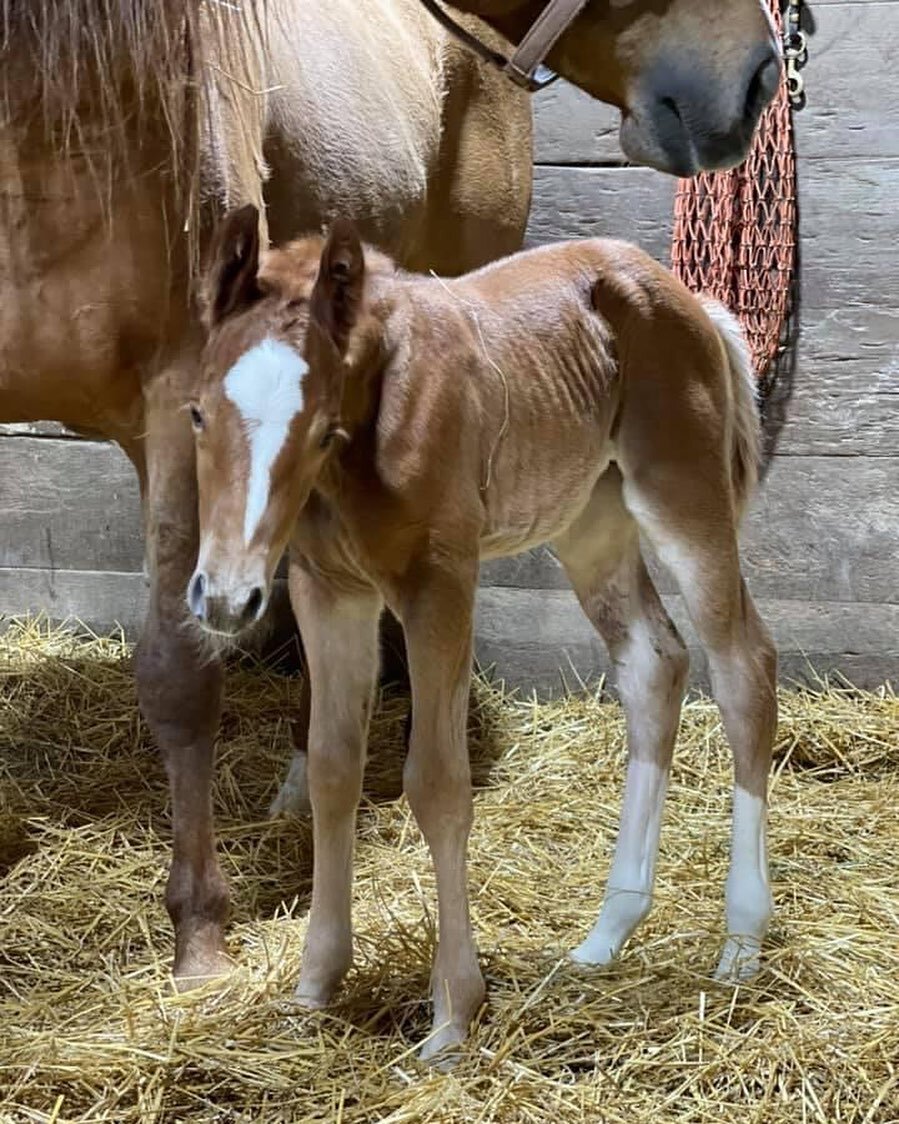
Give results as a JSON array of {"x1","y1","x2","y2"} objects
[{"x1": 1, "y1": 619, "x2": 896, "y2": 1123}]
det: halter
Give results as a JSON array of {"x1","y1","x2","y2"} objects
[{"x1": 416, "y1": 0, "x2": 589, "y2": 92}]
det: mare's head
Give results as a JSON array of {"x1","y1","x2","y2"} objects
[
  {"x1": 459, "y1": 0, "x2": 782, "y2": 175},
  {"x1": 186, "y1": 206, "x2": 376, "y2": 637}
]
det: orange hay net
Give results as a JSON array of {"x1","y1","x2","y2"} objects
[{"x1": 671, "y1": 0, "x2": 797, "y2": 389}]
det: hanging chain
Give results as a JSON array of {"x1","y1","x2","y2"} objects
[{"x1": 783, "y1": 0, "x2": 808, "y2": 110}]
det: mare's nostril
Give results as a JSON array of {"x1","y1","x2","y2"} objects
[
  {"x1": 745, "y1": 50, "x2": 781, "y2": 122},
  {"x1": 243, "y1": 585, "x2": 265, "y2": 623},
  {"x1": 187, "y1": 571, "x2": 207, "y2": 619},
  {"x1": 659, "y1": 95, "x2": 682, "y2": 124}
]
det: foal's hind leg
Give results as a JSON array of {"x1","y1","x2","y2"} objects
[
  {"x1": 622, "y1": 474, "x2": 777, "y2": 981},
  {"x1": 269, "y1": 669, "x2": 312, "y2": 818},
  {"x1": 554, "y1": 469, "x2": 689, "y2": 966}
]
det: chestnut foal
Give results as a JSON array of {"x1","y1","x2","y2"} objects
[{"x1": 188, "y1": 206, "x2": 777, "y2": 1060}]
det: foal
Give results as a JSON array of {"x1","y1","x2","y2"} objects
[{"x1": 188, "y1": 206, "x2": 777, "y2": 1060}]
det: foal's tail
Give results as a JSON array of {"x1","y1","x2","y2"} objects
[{"x1": 699, "y1": 298, "x2": 762, "y2": 518}]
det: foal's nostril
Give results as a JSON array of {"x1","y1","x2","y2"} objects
[
  {"x1": 243, "y1": 585, "x2": 265, "y2": 624},
  {"x1": 187, "y1": 571, "x2": 207, "y2": 619}
]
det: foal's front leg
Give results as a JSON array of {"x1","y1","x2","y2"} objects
[
  {"x1": 398, "y1": 564, "x2": 485, "y2": 1062},
  {"x1": 289, "y1": 561, "x2": 382, "y2": 1007}
]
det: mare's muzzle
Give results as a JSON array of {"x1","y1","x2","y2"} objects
[{"x1": 623, "y1": 40, "x2": 782, "y2": 176}]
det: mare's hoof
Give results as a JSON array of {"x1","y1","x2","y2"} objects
[
  {"x1": 172, "y1": 945, "x2": 234, "y2": 992},
  {"x1": 171, "y1": 930, "x2": 233, "y2": 993}
]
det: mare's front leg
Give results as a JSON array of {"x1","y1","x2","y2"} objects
[
  {"x1": 290, "y1": 560, "x2": 382, "y2": 1007},
  {"x1": 397, "y1": 561, "x2": 485, "y2": 1063},
  {"x1": 134, "y1": 356, "x2": 229, "y2": 986}
]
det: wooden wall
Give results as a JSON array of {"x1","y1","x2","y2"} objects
[
  {"x1": 1, "y1": 1, "x2": 896, "y2": 691},
  {"x1": 480, "y1": 0, "x2": 899, "y2": 691}
]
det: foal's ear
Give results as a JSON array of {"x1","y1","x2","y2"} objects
[
  {"x1": 310, "y1": 219, "x2": 365, "y2": 356},
  {"x1": 203, "y1": 204, "x2": 262, "y2": 329}
]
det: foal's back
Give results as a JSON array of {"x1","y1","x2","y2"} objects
[{"x1": 390, "y1": 239, "x2": 725, "y2": 559}]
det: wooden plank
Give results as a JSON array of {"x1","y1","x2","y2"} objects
[
  {"x1": 533, "y1": 83, "x2": 623, "y2": 167},
  {"x1": 528, "y1": 158, "x2": 899, "y2": 313},
  {"x1": 2, "y1": 318, "x2": 894, "y2": 469},
  {"x1": 3, "y1": 441, "x2": 897, "y2": 605},
  {"x1": 482, "y1": 455, "x2": 899, "y2": 605},
  {"x1": 741, "y1": 456, "x2": 899, "y2": 604},
  {"x1": 527, "y1": 161, "x2": 899, "y2": 459},
  {"x1": 797, "y1": 156, "x2": 899, "y2": 312},
  {"x1": 527, "y1": 165, "x2": 674, "y2": 261},
  {"x1": 475, "y1": 587, "x2": 899, "y2": 696},
  {"x1": 3, "y1": 570, "x2": 895, "y2": 693},
  {"x1": 0, "y1": 437, "x2": 143, "y2": 573},
  {"x1": 0, "y1": 569, "x2": 296, "y2": 653},
  {"x1": 533, "y1": 3, "x2": 899, "y2": 165},
  {"x1": 767, "y1": 304, "x2": 899, "y2": 458},
  {"x1": 0, "y1": 568, "x2": 149, "y2": 637},
  {"x1": 0, "y1": 422, "x2": 77, "y2": 439}
]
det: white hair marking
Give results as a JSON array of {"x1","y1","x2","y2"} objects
[{"x1": 223, "y1": 338, "x2": 307, "y2": 545}]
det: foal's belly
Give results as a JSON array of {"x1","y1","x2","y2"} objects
[{"x1": 478, "y1": 451, "x2": 613, "y2": 562}]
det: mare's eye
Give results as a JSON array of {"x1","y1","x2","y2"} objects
[
  {"x1": 319, "y1": 425, "x2": 335, "y2": 450},
  {"x1": 189, "y1": 404, "x2": 205, "y2": 431}
]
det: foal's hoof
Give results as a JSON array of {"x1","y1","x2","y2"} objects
[
  {"x1": 714, "y1": 936, "x2": 762, "y2": 984},
  {"x1": 568, "y1": 945, "x2": 614, "y2": 969},
  {"x1": 293, "y1": 961, "x2": 348, "y2": 1010},
  {"x1": 293, "y1": 980, "x2": 336, "y2": 1010},
  {"x1": 269, "y1": 754, "x2": 312, "y2": 818},
  {"x1": 568, "y1": 934, "x2": 617, "y2": 968},
  {"x1": 418, "y1": 1022, "x2": 467, "y2": 1069}
]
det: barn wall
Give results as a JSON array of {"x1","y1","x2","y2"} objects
[
  {"x1": 1, "y1": 1, "x2": 896, "y2": 690},
  {"x1": 478, "y1": 0, "x2": 899, "y2": 691}
]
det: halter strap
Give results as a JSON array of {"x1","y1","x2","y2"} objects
[{"x1": 416, "y1": 0, "x2": 589, "y2": 92}]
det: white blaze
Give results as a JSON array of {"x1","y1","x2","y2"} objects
[{"x1": 223, "y1": 338, "x2": 307, "y2": 545}]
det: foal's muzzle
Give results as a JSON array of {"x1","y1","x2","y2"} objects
[{"x1": 187, "y1": 569, "x2": 267, "y2": 635}]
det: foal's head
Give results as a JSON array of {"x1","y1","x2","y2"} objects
[{"x1": 186, "y1": 206, "x2": 375, "y2": 637}]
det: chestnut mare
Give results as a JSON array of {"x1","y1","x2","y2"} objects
[
  {"x1": 190, "y1": 207, "x2": 777, "y2": 1060},
  {"x1": 0, "y1": 0, "x2": 779, "y2": 990}
]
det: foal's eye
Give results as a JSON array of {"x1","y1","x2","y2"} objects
[
  {"x1": 189, "y1": 404, "x2": 205, "y2": 431},
  {"x1": 319, "y1": 426, "x2": 335, "y2": 450}
]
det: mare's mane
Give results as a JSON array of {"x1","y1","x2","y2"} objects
[{"x1": 1, "y1": 1, "x2": 266, "y2": 263}]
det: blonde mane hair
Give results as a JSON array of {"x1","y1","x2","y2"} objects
[{"x1": 0, "y1": 0, "x2": 267, "y2": 264}]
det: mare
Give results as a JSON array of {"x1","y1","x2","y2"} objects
[
  {"x1": 189, "y1": 207, "x2": 777, "y2": 1060},
  {"x1": 0, "y1": 0, "x2": 780, "y2": 986}
]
